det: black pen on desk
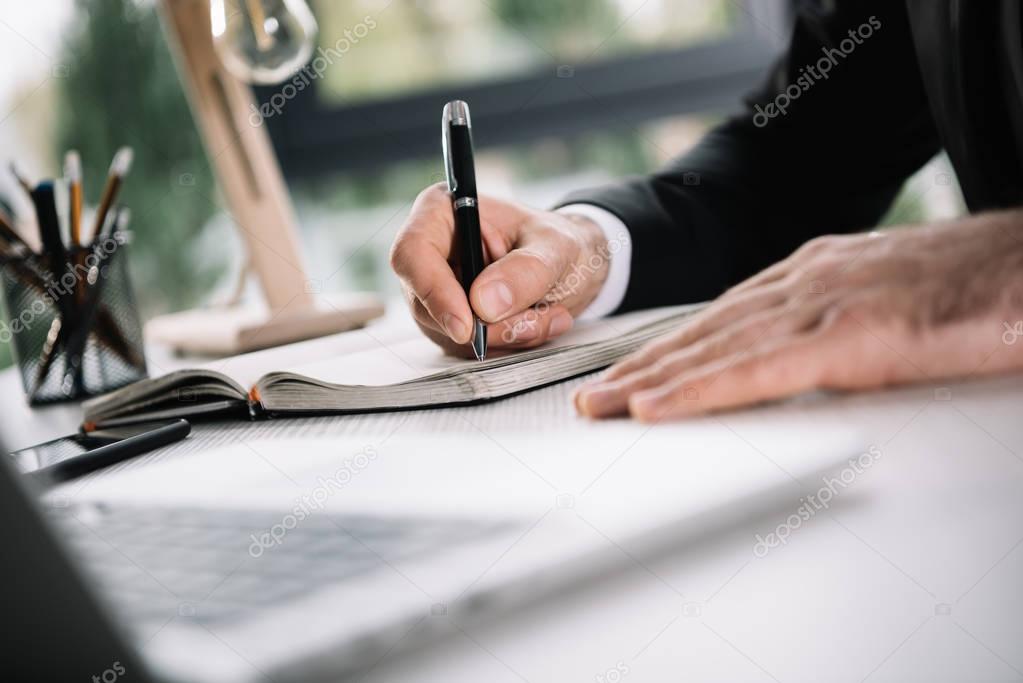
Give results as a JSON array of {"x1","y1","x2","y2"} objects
[
  {"x1": 442, "y1": 100, "x2": 487, "y2": 361},
  {"x1": 27, "y1": 420, "x2": 191, "y2": 487}
]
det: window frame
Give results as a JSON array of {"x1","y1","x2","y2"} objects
[{"x1": 258, "y1": 0, "x2": 794, "y2": 178}]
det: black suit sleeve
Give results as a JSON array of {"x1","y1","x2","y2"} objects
[{"x1": 556, "y1": 0, "x2": 942, "y2": 313}]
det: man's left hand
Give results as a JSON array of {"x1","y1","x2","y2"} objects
[{"x1": 574, "y1": 210, "x2": 1023, "y2": 422}]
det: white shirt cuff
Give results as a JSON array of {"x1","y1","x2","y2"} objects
[{"x1": 556, "y1": 203, "x2": 632, "y2": 320}]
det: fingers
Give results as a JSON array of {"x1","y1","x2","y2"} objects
[
  {"x1": 489, "y1": 303, "x2": 574, "y2": 349},
  {"x1": 409, "y1": 294, "x2": 463, "y2": 341},
  {"x1": 391, "y1": 185, "x2": 473, "y2": 343},
  {"x1": 398, "y1": 235, "x2": 575, "y2": 354},
  {"x1": 575, "y1": 303, "x2": 821, "y2": 417},
  {"x1": 413, "y1": 297, "x2": 575, "y2": 356},
  {"x1": 724, "y1": 261, "x2": 795, "y2": 299},
  {"x1": 416, "y1": 321, "x2": 479, "y2": 359},
  {"x1": 393, "y1": 186, "x2": 579, "y2": 352},
  {"x1": 469, "y1": 221, "x2": 578, "y2": 323},
  {"x1": 626, "y1": 334, "x2": 825, "y2": 422},
  {"x1": 724, "y1": 233, "x2": 863, "y2": 298},
  {"x1": 572, "y1": 235, "x2": 857, "y2": 421},
  {"x1": 599, "y1": 278, "x2": 793, "y2": 383},
  {"x1": 394, "y1": 246, "x2": 475, "y2": 344}
]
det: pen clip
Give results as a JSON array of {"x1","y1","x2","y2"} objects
[
  {"x1": 442, "y1": 100, "x2": 471, "y2": 195},
  {"x1": 442, "y1": 116, "x2": 457, "y2": 194}
]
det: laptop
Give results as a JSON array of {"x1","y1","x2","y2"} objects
[{"x1": 2, "y1": 422, "x2": 858, "y2": 682}]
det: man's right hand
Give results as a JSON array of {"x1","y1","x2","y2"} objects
[{"x1": 390, "y1": 184, "x2": 612, "y2": 356}]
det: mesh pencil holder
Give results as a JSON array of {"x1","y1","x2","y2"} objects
[{"x1": 0, "y1": 232, "x2": 147, "y2": 404}]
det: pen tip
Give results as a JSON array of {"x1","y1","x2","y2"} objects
[{"x1": 471, "y1": 319, "x2": 487, "y2": 361}]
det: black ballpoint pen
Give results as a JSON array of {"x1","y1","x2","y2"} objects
[
  {"x1": 442, "y1": 100, "x2": 488, "y2": 361},
  {"x1": 24, "y1": 419, "x2": 191, "y2": 487}
]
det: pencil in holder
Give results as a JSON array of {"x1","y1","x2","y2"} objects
[{"x1": 0, "y1": 232, "x2": 147, "y2": 404}]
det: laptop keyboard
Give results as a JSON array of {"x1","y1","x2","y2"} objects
[{"x1": 47, "y1": 502, "x2": 507, "y2": 625}]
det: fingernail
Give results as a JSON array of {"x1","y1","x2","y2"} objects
[
  {"x1": 573, "y1": 387, "x2": 593, "y2": 416},
  {"x1": 477, "y1": 280, "x2": 514, "y2": 320},
  {"x1": 578, "y1": 385, "x2": 625, "y2": 417},
  {"x1": 571, "y1": 388, "x2": 584, "y2": 414},
  {"x1": 629, "y1": 389, "x2": 666, "y2": 423},
  {"x1": 549, "y1": 311, "x2": 573, "y2": 337},
  {"x1": 441, "y1": 313, "x2": 469, "y2": 342}
]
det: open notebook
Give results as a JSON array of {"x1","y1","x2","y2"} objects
[{"x1": 82, "y1": 304, "x2": 702, "y2": 427}]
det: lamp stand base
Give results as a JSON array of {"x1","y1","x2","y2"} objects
[{"x1": 145, "y1": 292, "x2": 385, "y2": 356}]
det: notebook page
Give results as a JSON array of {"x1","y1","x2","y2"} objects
[
  {"x1": 273, "y1": 305, "x2": 691, "y2": 387},
  {"x1": 186, "y1": 321, "x2": 421, "y2": 389}
]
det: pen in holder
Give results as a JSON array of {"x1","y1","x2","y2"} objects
[{"x1": 0, "y1": 227, "x2": 147, "y2": 404}]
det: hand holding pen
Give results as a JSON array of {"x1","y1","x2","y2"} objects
[
  {"x1": 442, "y1": 101, "x2": 487, "y2": 360},
  {"x1": 390, "y1": 102, "x2": 607, "y2": 358}
]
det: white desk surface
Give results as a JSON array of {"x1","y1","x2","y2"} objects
[{"x1": 3, "y1": 312, "x2": 1022, "y2": 683}]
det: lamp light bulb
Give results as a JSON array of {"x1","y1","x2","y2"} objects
[{"x1": 210, "y1": 0, "x2": 318, "y2": 85}]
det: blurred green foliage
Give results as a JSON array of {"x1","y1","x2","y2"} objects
[
  {"x1": 54, "y1": 0, "x2": 221, "y2": 315},
  {"x1": 491, "y1": 0, "x2": 619, "y2": 49},
  {"x1": 311, "y1": 0, "x2": 737, "y2": 104}
]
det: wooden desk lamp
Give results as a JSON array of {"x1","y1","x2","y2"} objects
[{"x1": 145, "y1": 0, "x2": 383, "y2": 355}]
